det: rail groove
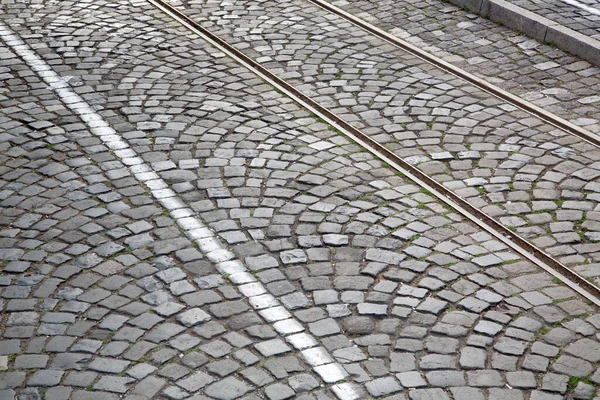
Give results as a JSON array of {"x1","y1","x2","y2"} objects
[
  {"x1": 147, "y1": 0, "x2": 600, "y2": 305},
  {"x1": 307, "y1": 0, "x2": 600, "y2": 148}
]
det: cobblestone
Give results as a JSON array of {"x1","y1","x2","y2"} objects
[
  {"x1": 176, "y1": 0, "x2": 600, "y2": 285},
  {"x1": 0, "y1": 0, "x2": 599, "y2": 399}
]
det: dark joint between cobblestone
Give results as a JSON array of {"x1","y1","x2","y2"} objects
[{"x1": 147, "y1": 0, "x2": 600, "y2": 306}]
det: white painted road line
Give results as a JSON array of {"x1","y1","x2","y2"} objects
[
  {"x1": 0, "y1": 21, "x2": 363, "y2": 399},
  {"x1": 560, "y1": 0, "x2": 600, "y2": 16}
]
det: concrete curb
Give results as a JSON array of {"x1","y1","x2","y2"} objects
[{"x1": 446, "y1": 0, "x2": 600, "y2": 66}]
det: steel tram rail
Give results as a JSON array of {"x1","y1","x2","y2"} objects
[
  {"x1": 306, "y1": 0, "x2": 600, "y2": 147},
  {"x1": 147, "y1": 0, "x2": 600, "y2": 306}
]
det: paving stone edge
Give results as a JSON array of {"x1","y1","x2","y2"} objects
[{"x1": 444, "y1": 0, "x2": 600, "y2": 66}]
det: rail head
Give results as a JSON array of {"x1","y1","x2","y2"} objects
[
  {"x1": 147, "y1": 0, "x2": 600, "y2": 306},
  {"x1": 306, "y1": 0, "x2": 600, "y2": 149}
]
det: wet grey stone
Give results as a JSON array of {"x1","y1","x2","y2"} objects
[
  {"x1": 552, "y1": 354, "x2": 594, "y2": 377},
  {"x1": 280, "y1": 250, "x2": 307, "y2": 264},
  {"x1": 26, "y1": 370, "x2": 64, "y2": 387},
  {"x1": 396, "y1": 371, "x2": 427, "y2": 388},
  {"x1": 127, "y1": 363, "x2": 158, "y2": 380},
  {"x1": 49, "y1": 353, "x2": 90, "y2": 371},
  {"x1": 63, "y1": 371, "x2": 98, "y2": 387},
  {"x1": 123, "y1": 341, "x2": 158, "y2": 361},
  {"x1": 0, "y1": 340, "x2": 21, "y2": 355},
  {"x1": 491, "y1": 353, "x2": 519, "y2": 371},
  {"x1": 71, "y1": 339, "x2": 102, "y2": 353},
  {"x1": 357, "y1": 303, "x2": 388, "y2": 316},
  {"x1": 416, "y1": 298, "x2": 447, "y2": 314},
  {"x1": 99, "y1": 314, "x2": 129, "y2": 331},
  {"x1": 564, "y1": 338, "x2": 600, "y2": 362},
  {"x1": 264, "y1": 383, "x2": 295, "y2": 400},
  {"x1": 0, "y1": 249, "x2": 25, "y2": 261},
  {"x1": 206, "y1": 359, "x2": 241, "y2": 377},
  {"x1": 45, "y1": 337, "x2": 75, "y2": 353},
  {"x1": 365, "y1": 376, "x2": 402, "y2": 397},
  {"x1": 506, "y1": 371, "x2": 536, "y2": 388},
  {"x1": 573, "y1": 381, "x2": 595, "y2": 399},
  {"x1": 88, "y1": 357, "x2": 130, "y2": 373},
  {"x1": 541, "y1": 373, "x2": 569, "y2": 393},
  {"x1": 474, "y1": 320, "x2": 503, "y2": 336},
  {"x1": 343, "y1": 316, "x2": 374, "y2": 334},
  {"x1": 308, "y1": 318, "x2": 341, "y2": 337},
  {"x1": 365, "y1": 248, "x2": 404, "y2": 265},
  {"x1": 458, "y1": 297, "x2": 490, "y2": 313},
  {"x1": 494, "y1": 337, "x2": 528, "y2": 355},
  {"x1": 131, "y1": 376, "x2": 166, "y2": 398},
  {"x1": 162, "y1": 386, "x2": 189, "y2": 400},
  {"x1": 14, "y1": 355, "x2": 48, "y2": 369},
  {"x1": 459, "y1": 347, "x2": 487, "y2": 369},
  {"x1": 4, "y1": 261, "x2": 30, "y2": 273},
  {"x1": 194, "y1": 275, "x2": 225, "y2": 289},
  {"x1": 173, "y1": 371, "x2": 213, "y2": 393},
  {"x1": 176, "y1": 308, "x2": 211, "y2": 327},
  {"x1": 314, "y1": 290, "x2": 338, "y2": 305},
  {"x1": 542, "y1": 327, "x2": 577, "y2": 346},
  {"x1": 255, "y1": 339, "x2": 291, "y2": 357},
  {"x1": 156, "y1": 268, "x2": 186, "y2": 284},
  {"x1": 0, "y1": 372, "x2": 26, "y2": 389},
  {"x1": 426, "y1": 371, "x2": 466, "y2": 387},
  {"x1": 487, "y1": 388, "x2": 523, "y2": 400},
  {"x1": 204, "y1": 377, "x2": 252, "y2": 399},
  {"x1": 287, "y1": 374, "x2": 319, "y2": 393},
  {"x1": 408, "y1": 388, "x2": 450, "y2": 400},
  {"x1": 93, "y1": 376, "x2": 135, "y2": 393},
  {"x1": 100, "y1": 342, "x2": 129, "y2": 357},
  {"x1": 466, "y1": 370, "x2": 504, "y2": 387},
  {"x1": 241, "y1": 367, "x2": 274, "y2": 387},
  {"x1": 449, "y1": 387, "x2": 485, "y2": 400},
  {"x1": 200, "y1": 340, "x2": 232, "y2": 358},
  {"x1": 280, "y1": 292, "x2": 311, "y2": 310},
  {"x1": 419, "y1": 355, "x2": 455, "y2": 370}
]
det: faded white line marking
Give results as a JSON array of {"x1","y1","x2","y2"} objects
[
  {"x1": 560, "y1": 0, "x2": 600, "y2": 15},
  {"x1": 0, "y1": 21, "x2": 363, "y2": 399}
]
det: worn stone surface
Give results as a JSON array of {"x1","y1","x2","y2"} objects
[
  {"x1": 177, "y1": 0, "x2": 600, "y2": 285},
  {"x1": 0, "y1": 0, "x2": 598, "y2": 399}
]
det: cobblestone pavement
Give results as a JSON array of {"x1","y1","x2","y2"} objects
[
  {"x1": 166, "y1": 0, "x2": 600, "y2": 282},
  {"x1": 1, "y1": 0, "x2": 600, "y2": 400},
  {"x1": 505, "y1": 0, "x2": 600, "y2": 40},
  {"x1": 328, "y1": 0, "x2": 600, "y2": 134}
]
